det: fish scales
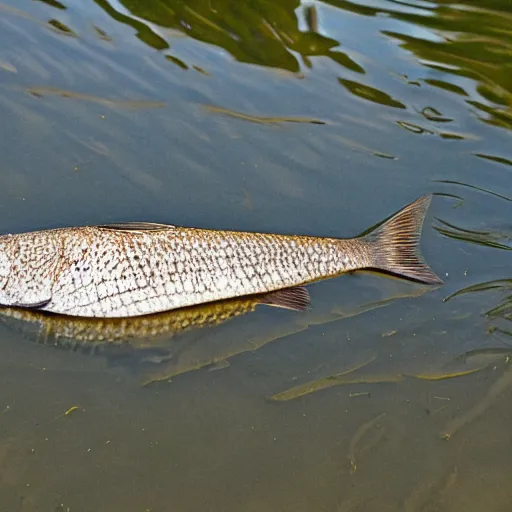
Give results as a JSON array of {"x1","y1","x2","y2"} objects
[
  {"x1": 0, "y1": 196, "x2": 442, "y2": 318},
  {"x1": 0, "y1": 227, "x2": 362, "y2": 318}
]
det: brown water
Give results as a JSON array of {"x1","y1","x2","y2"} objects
[{"x1": 0, "y1": 0, "x2": 511, "y2": 510}]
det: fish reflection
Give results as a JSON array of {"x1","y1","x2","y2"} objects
[
  {"x1": 0, "y1": 295, "x2": 263, "y2": 349},
  {"x1": 0, "y1": 279, "x2": 430, "y2": 383}
]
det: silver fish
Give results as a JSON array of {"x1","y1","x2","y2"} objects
[{"x1": 0, "y1": 195, "x2": 442, "y2": 318}]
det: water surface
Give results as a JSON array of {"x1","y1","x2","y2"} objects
[{"x1": 0, "y1": 0, "x2": 511, "y2": 510}]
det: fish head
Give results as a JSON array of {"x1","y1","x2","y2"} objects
[{"x1": 0, "y1": 244, "x2": 11, "y2": 300}]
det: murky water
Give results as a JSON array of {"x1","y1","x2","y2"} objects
[{"x1": 0, "y1": 0, "x2": 511, "y2": 510}]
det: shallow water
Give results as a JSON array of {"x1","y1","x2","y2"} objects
[{"x1": 0, "y1": 0, "x2": 511, "y2": 510}]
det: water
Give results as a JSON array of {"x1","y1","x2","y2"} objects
[{"x1": 0, "y1": 0, "x2": 511, "y2": 510}]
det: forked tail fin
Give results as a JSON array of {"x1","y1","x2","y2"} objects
[{"x1": 361, "y1": 195, "x2": 443, "y2": 285}]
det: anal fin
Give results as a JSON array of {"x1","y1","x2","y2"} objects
[{"x1": 260, "y1": 286, "x2": 311, "y2": 312}]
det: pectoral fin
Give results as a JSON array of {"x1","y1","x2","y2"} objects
[
  {"x1": 260, "y1": 286, "x2": 311, "y2": 312},
  {"x1": 12, "y1": 298, "x2": 51, "y2": 309}
]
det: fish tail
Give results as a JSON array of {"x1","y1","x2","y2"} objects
[{"x1": 361, "y1": 195, "x2": 443, "y2": 285}]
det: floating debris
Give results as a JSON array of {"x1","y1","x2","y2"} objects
[
  {"x1": 165, "y1": 54, "x2": 188, "y2": 70},
  {"x1": 404, "y1": 366, "x2": 487, "y2": 381},
  {"x1": 403, "y1": 465, "x2": 458, "y2": 512},
  {"x1": 444, "y1": 279, "x2": 512, "y2": 303},
  {"x1": 424, "y1": 79, "x2": 469, "y2": 97},
  {"x1": 474, "y1": 152, "x2": 512, "y2": 168},
  {"x1": 93, "y1": 25, "x2": 112, "y2": 41},
  {"x1": 435, "y1": 218, "x2": 512, "y2": 251},
  {"x1": 52, "y1": 405, "x2": 81, "y2": 422},
  {"x1": 203, "y1": 105, "x2": 327, "y2": 125},
  {"x1": 37, "y1": 0, "x2": 66, "y2": 9},
  {"x1": 0, "y1": 60, "x2": 17, "y2": 73},
  {"x1": 421, "y1": 107, "x2": 453, "y2": 123},
  {"x1": 334, "y1": 134, "x2": 396, "y2": 160},
  {"x1": 268, "y1": 354, "x2": 377, "y2": 402},
  {"x1": 304, "y1": 4, "x2": 318, "y2": 33},
  {"x1": 439, "y1": 132, "x2": 466, "y2": 140},
  {"x1": 432, "y1": 192, "x2": 465, "y2": 209},
  {"x1": 453, "y1": 347, "x2": 512, "y2": 364},
  {"x1": 434, "y1": 179, "x2": 512, "y2": 202},
  {"x1": 348, "y1": 412, "x2": 386, "y2": 474},
  {"x1": 349, "y1": 391, "x2": 371, "y2": 399},
  {"x1": 48, "y1": 19, "x2": 78, "y2": 37},
  {"x1": 25, "y1": 86, "x2": 166, "y2": 109},
  {"x1": 441, "y1": 365, "x2": 512, "y2": 440},
  {"x1": 192, "y1": 65, "x2": 209, "y2": 75},
  {"x1": 396, "y1": 121, "x2": 434, "y2": 134},
  {"x1": 339, "y1": 78, "x2": 406, "y2": 109}
]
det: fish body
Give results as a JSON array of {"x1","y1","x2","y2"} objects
[{"x1": 0, "y1": 196, "x2": 442, "y2": 318}]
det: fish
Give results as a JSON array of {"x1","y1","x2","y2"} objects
[{"x1": 0, "y1": 195, "x2": 442, "y2": 318}]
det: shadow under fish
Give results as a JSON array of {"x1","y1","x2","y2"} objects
[
  {"x1": 0, "y1": 290, "x2": 298, "y2": 366},
  {"x1": 0, "y1": 278, "x2": 431, "y2": 383}
]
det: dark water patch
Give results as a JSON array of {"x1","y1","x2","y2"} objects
[
  {"x1": 93, "y1": 25, "x2": 112, "y2": 41},
  {"x1": 203, "y1": 104, "x2": 327, "y2": 125},
  {"x1": 420, "y1": 106, "x2": 453, "y2": 123},
  {"x1": 328, "y1": 50, "x2": 365, "y2": 74},
  {"x1": 474, "y1": 152, "x2": 512, "y2": 168},
  {"x1": 47, "y1": 18, "x2": 78, "y2": 37},
  {"x1": 424, "y1": 78, "x2": 470, "y2": 97},
  {"x1": 434, "y1": 179, "x2": 512, "y2": 201},
  {"x1": 35, "y1": 0, "x2": 67, "y2": 10},
  {"x1": 1, "y1": 0, "x2": 512, "y2": 510},
  {"x1": 438, "y1": 132, "x2": 464, "y2": 140},
  {"x1": 339, "y1": 78, "x2": 407, "y2": 109},
  {"x1": 397, "y1": 120, "x2": 434, "y2": 134},
  {"x1": 93, "y1": 0, "x2": 169, "y2": 50},
  {"x1": 434, "y1": 218, "x2": 512, "y2": 251},
  {"x1": 334, "y1": 134, "x2": 397, "y2": 160},
  {"x1": 165, "y1": 54, "x2": 188, "y2": 70},
  {"x1": 24, "y1": 86, "x2": 166, "y2": 109}
]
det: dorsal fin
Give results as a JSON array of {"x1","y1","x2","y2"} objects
[{"x1": 96, "y1": 222, "x2": 176, "y2": 232}]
